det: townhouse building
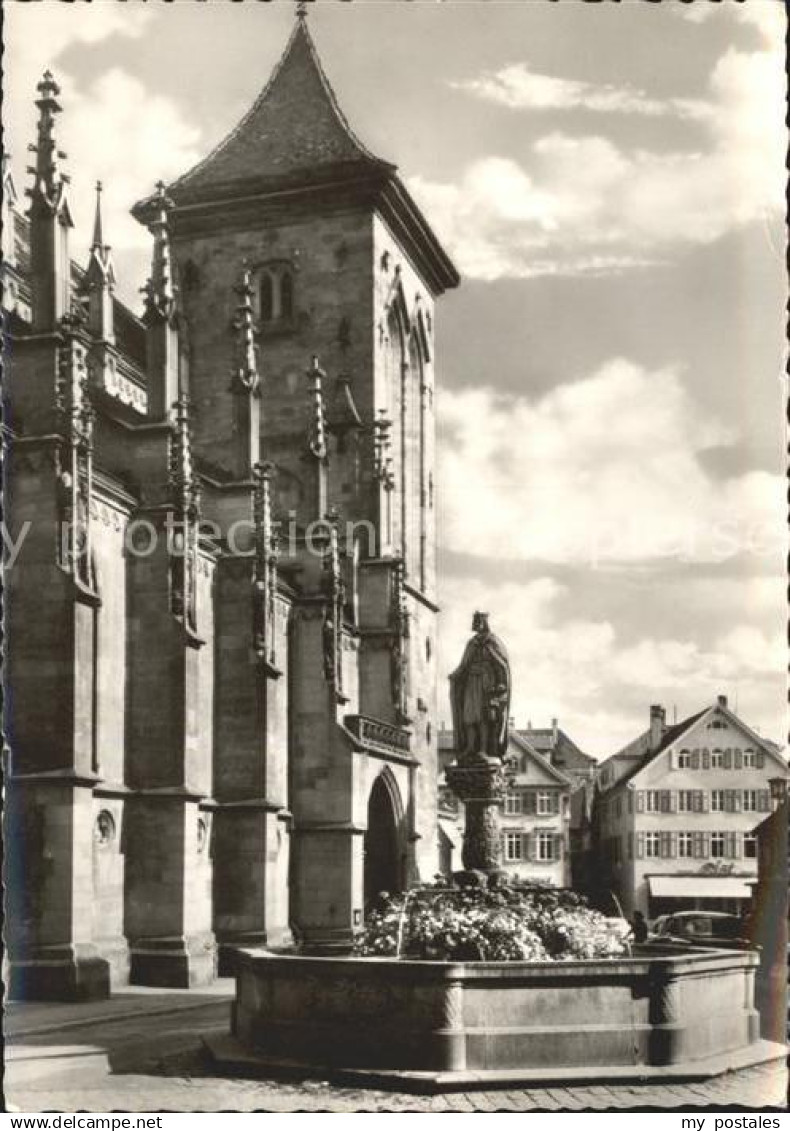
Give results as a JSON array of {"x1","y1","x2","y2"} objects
[
  {"x1": 594, "y1": 695, "x2": 787, "y2": 918},
  {"x1": 438, "y1": 725, "x2": 575, "y2": 886}
]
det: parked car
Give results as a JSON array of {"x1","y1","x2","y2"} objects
[
  {"x1": 651, "y1": 910, "x2": 747, "y2": 947},
  {"x1": 649, "y1": 914, "x2": 670, "y2": 938}
]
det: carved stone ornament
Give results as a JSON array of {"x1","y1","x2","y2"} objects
[
  {"x1": 252, "y1": 460, "x2": 280, "y2": 675},
  {"x1": 168, "y1": 395, "x2": 200, "y2": 635},
  {"x1": 94, "y1": 810, "x2": 116, "y2": 847},
  {"x1": 445, "y1": 757, "x2": 507, "y2": 873},
  {"x1": 321, "y1": 510, "x2": 346, "y2": 700},
  {"x1": 55, "y1": 322, "x2": 97, "y2": 595},
  {"x1": 390, "y1": 560, "x2": 410, "y2": 723}
]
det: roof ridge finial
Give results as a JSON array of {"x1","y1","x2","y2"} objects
[
  {"x1": 85, "y1": 178, "x2": 116, "y2": 299},
  {"x1": 27, "y1": 69, "x2": 69, "y2": 207},
  {"x1": 143, "y1": 180, "x2": 176, "y2": 319},
  {"x1": 296, "y1": 0, "x2": 309, "y2": 21},
  {"x1": 92, "y1": 180, "x2": 104, "y2": 251}
]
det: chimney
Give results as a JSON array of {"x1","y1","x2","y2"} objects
[
  {"x1": 717, "y1": 694, "x2": 728, "y2": 709},
  {"x1": 551, "y1": 717, "x2": 559, "y2": 747},
  {"x1": 650, "y1": 705, "x2": 666, "y2": 753}
]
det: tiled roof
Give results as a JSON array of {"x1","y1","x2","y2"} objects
[
  {"x1": 436, "y1": 727, "x2": 572, "y2": 788},
  {"x1": 519, "y1": 727, "x2": 596, "y2": 769},
  {"x1": 167, "y1": 19, "x2": 393, "y2": 204},
  {"x1": 599, "y1": 709, "x2": 708, "y2": 794}
]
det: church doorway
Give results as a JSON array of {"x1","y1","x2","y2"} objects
[{"x1": 363, "y1": 771, "x2": 403, "y2": 907}]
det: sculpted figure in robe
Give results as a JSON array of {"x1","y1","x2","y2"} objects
[{"x1": 449, "y1": 612, "x2": 511, "y2": 760}]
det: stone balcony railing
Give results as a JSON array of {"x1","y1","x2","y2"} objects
[{"x1": 344, "y1": 714, "x2": 411, "y2": 758}]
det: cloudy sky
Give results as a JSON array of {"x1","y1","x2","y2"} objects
[{"x1": 5, "y1": 0, "x2": 786, "y2": 756}]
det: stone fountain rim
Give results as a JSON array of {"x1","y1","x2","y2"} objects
[{"x1": 233, "y1": 944, "x2": 759, "y2": 978}]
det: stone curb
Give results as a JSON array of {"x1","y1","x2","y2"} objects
[
  {"x1": 204, "y1": 1033, "x2": 788, "y2": 1095},
  {"x1": 8, "y1": 997, "x2": 231, "y2": 1040}
]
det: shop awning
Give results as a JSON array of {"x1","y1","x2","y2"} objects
[{"x1": 647, "y1": 875, "x2": 752, "y2": 900}]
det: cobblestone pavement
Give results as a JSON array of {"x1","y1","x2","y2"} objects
[
  {"x1": 8, "y1": 1057, "x2": 787, "y2": 1112},
  {"x1": 5, "y1": 990, "x2": 788, "y2": 1113}
]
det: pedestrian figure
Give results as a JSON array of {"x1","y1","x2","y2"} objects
[{"x1": 630, "y1": 910, "x2": 648, "y2": 944}]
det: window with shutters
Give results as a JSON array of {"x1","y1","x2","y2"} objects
[
  {"x1": 743, "y1": 833, "x2": 757, "y2": 859},
  {"x1": 678, "y1": 831, "x2": 694, "y2": 858},
  {"x1": 711, "y1": 831, "x2": 726, "y2": 859},
  {"x1": 678, "y1": 790, "x2": 699, "y2": 812},
  {"x1": 504, "y1": 832, "x2": 524, "y2": 862},
  {"x1": 711, "y1": 790, "x2": 726, "y2": 812},
  {"x1": 743, "y1": 789, "x2": 759, "y2": 812},
  {"x1": 645, "y1": 790, "x2": 660, "y2": 812},
  {"x1": 536, "y1": 831, "x2": 556, "y2": 861},
  {"x1": 711, "y1": 749, "x2": 724, "y2": 769},
  {"x1": 504, "y1": 791, "x2": 522, "y2": 816},
  {"x1": 536, "y1": 791, "x2": 555, "y2": 816},
  {"x1": 645, "y1": 831, "x2": 661, "y2": 858},
  {"x1": 743, "y1": 749, "x2": 756, "y2": 768},
  {"x1": 678, "y1": 749, "x2": 692, "y2": 769}
]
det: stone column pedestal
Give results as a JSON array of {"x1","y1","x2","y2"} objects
[{"x1": 445, "y1": 756, "x2": 506, "y2": 875}]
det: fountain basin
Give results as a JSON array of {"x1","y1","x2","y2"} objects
[{"x1": 222, "y1": 944, "x2": 780, "y2": 1083}]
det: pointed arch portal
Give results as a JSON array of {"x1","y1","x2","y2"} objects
[{"x1": 364, "y1": 769, "x2": 404, "y2": 906}]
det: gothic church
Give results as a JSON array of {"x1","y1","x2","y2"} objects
[{"x1": 3, "y1": 12, "x2": 459, "y2": 998}]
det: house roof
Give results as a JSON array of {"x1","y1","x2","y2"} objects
[
  {"x1": 509, "y1": 729, "x2": 573, "y2": 787},
  {"x1": 598, "y1": 710, "x2": 707, "y2": 794},
  {"x1": 437, "y1": 727, "x2": 572, "y2": 788},
  {"x1": 519, "y1": 726, "x2": 596, "y2": 772},
  {"x1": 165, "y1": 18, "x2": 393, "y2": 205},
  {"x1": 598, "y1": 702, "x2": 786, "y2": 795}
]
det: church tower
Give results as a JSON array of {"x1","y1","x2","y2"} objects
[
  {"x1": 5, "y1": 10, "x2": 459, "y2": 992},
  {"x1": 134, "y1": 10, "x2": 458, "y2": 949}
]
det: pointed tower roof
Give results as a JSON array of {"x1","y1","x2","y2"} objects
[
  {"x1": 167, "y1": 16, "x2": 392, "y2": 204},
  {"x1": 133, "y1": 13, "x2": 459, "y2": 295}
]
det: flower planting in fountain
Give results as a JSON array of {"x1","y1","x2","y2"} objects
[{"x1": 356, "y1": 882, "x2": 631, "y2": 962}]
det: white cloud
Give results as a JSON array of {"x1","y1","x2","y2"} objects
[
  {"x1": 415, "y1": 15, "x2": 785, "y2": 279},
  {"x1": 452, "y1": 63, "x2": 706, "y2": 119},
  {"x1": 437, "y1": 358, "x2": 785, "y2": 566},
  {"x1": 4, "y1": 3, "x2": 201, "y2": 305},
  {"x1": 680, "y1": 0, "x2": 785, "y2": 39}
]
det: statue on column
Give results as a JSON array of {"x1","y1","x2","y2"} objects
[
  {"x1": 449, "y1": 611, "x2": 510, "y2": 762},
  {"x1": 446, "y1": 612, "x2": 511, "y2": 877}
]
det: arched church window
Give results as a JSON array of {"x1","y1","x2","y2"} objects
[
  {"x1": 280, "y1": 269, "x2": 294, "y2": 320},
  {"x1": 258, "y1": 262, "x2": 296, "y2": 327},
  {"x1": 182, "y1": 260, "x2": 201, "y2": 293},
  {"x1": 260, "y1": 271, "x2": 275, "y2": 323}
]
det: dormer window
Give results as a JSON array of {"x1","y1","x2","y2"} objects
[{"x1": 258, "y1": 261, "x2": 295, "y2": 326}]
